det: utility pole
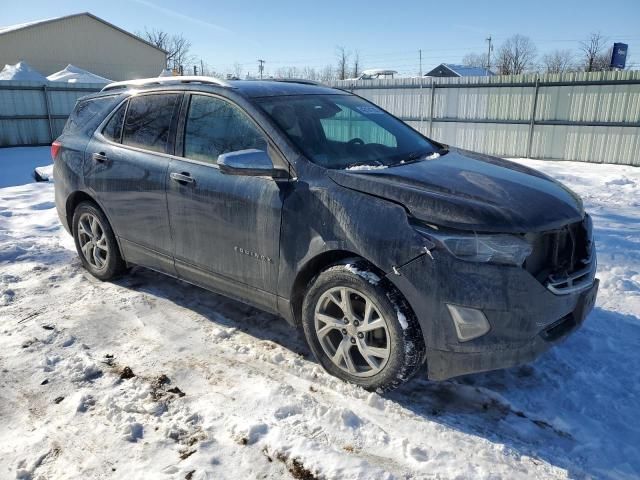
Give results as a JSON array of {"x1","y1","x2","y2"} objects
[
  {"x1": 201, "y1": 59, "x2": 204, "y2": 76},
  {"x1": 485, "y1": 35, "x2": 493, "y2": 74},
  {"x1": 193, "y1": 65, "x2": 197, "y2": 76},
  {"x1": 258, "y1": 59, "x2": 265, "y2": 79},
  {"x1": 419, "y1": 49, "x2": 423, "y2": 76}
]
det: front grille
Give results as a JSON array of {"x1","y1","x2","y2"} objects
[{"x1": 524, "y1": 215, "x2": 595, "y2": 295}]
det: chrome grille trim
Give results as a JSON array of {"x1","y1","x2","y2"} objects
[
  {"x1": 544, "y1": 214, "x2": 596, "y2": 295},
  {"x1": 546, "y1": 257, "x2": 596, "y2": 294}
]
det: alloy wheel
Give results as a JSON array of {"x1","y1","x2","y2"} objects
[
  {"x1": 77, "y1": 212, "x2": 109, "y2": 270},
  {"x1": 314, "y1": 287, "x2": 391, "y2": 378}
]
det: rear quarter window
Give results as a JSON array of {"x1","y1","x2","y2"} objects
[
  {"x1": 63, "y1": 96, "x2": 119, "y2": 136},
  {"x1": 102, "y1": 102, "x2": 127, "y2": 143}
]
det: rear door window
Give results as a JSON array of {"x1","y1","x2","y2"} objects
[
  {"x1": 122, "y1": 94, "x2": 181, "y2": 154},
  {"x1": 183, "y1": 94, "x2": 267, "y2": 164}
]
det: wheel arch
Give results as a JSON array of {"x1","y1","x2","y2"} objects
[
  {"x1": 65, "y1": 190, "x2": 126, "y2": 262},
  {"x1": 65, "y1": 190, "x2": 97, "y2": 231},
  {"x1": 288, "y1": 250, "x2": 386, "y2": 327}
]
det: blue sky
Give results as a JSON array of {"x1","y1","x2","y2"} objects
[{"x1": 4, "y1": 0, "x2": 640, "y2": 75}]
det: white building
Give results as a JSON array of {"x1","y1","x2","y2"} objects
[{"x1": 0, "y1": 12, "x2": 166, "y2": 81}]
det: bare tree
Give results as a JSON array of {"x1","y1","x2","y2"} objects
[
  {"x1": 580, "y1": 33, "x2": 609, "y2": 72},
  {"x1": 139, "y1": 28, "x2": 193, "y2": 72},
  {"x1": 351, "y1": 50, "x2": 361, "y2": 78},
  {"x1": 592, "y1": 46, "x2": 614, "y2": 71},
  {"x1": 495, "y1": 35, "x2": 537, "y2": 75},
  {"x1": 542, "y1": 49, "x2": 575, "y2": 73},
  {"x1": 320, "y1": 64, "x2": 336, "y2": 82},
  {"x1": 336, "y1": 46, "x2": 350, "y2": 80},
  {"x1": 270, "y1": 65, "x2": 334, "y2": 81},
  {"x1": 274, "y1": 66, "x2": 298, "y2": 78},
  {"x1": 232, "y1": 62, "x2": 243, "y2": 79},
  {"x1": 462, "y1": 52, "x2": 487, "y2": 69},
  {"x1": 197, "y1": 61, "x2": 223, "y2": 78},
  {"x1": 301, "y1": 66, "x2": 320, "y2": 81}
]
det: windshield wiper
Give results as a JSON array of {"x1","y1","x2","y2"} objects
[
  {"x1": 395, "y1": 147, "x2": 449, "y2": 166},
  {"x1": 393, "y1": 150, "x2": 430, "y2": 166},
  {"x1": 345, "y1": 160, "x2": 386, "y2": 170}
]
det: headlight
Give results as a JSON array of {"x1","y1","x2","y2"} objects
[{"x1": 415, "y1": 225, "x2": 532, "y2": 266}]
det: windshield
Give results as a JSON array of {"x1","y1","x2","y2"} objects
[{"x1": 256, "y1": 94, "x2": 439, "y2": 170}]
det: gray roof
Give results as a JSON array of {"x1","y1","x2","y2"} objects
[
  {"x1": 0, "y1": 12, "x2": 167, "y2": 54},
  {"x1": 427, "y1": 63, "x2": 494, "y2": 77}
]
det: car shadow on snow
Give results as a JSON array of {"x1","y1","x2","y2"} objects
[
  {"x1": 387, "y1": 307, "x2": 640, "y2": 479},
  {"x1": 114, "y1": 268, "x2": 639, "y2": 479},
  {"x1": 114, "y1": 267, "x2": 311, "y2": 355}
]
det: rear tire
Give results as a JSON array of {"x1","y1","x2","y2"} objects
[
  {"x1": 72, "y1": 201, "x2": 126, "y2": 281},
  {"x1": 302, "y1": 259, "x2": 425, "y2": 392}
]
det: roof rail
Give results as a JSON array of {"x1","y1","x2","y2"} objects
[{"x1": 101, "y1": 75, "x2": 232, "y2": 92}]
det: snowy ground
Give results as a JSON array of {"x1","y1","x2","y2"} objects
[
  {"x1": 0, "y1": 148, "x2": 639, "y2": 479},
  {"x1": 0, "y1": 146, "x2": 51, "y2": 188}
]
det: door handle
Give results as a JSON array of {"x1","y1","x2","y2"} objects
[
  {"x1": 92, "y1": 152, "x2": 108, "y2": 163},
  {"x1": 170, "y1": 172, "x2": 195, "y2": 184}
]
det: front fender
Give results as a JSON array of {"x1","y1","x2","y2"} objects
[{"x1": 277, "y1": 178, "x2": 429, "y2": 300}]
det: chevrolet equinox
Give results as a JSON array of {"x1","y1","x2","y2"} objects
[{"x1": 53, "y1": 77, "x2": 599, "y2": 391}]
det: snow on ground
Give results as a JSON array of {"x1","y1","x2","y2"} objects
[
  {"x1": 0, "y1": 149, "x2": 639, "y2": 479},
  {"x1": 0, "y1": 146, "x2": 51, "y2": 188}
]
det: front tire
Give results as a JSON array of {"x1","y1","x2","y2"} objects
[
  {"x1": 72, "y1": 201, "x2": 126, "y2": 281},
  {"x1": 302, "y1": 260, "x2": 426, "y2": 392}
]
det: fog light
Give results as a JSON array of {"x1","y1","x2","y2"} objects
[{"x1": 446, "y1": 304, "x2": 490, "y2": 342}]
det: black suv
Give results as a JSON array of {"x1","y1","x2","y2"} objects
[{"x1": 53, "y1": 77, "x2": 598, "y2": 391}]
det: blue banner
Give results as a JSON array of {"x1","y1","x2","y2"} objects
[{"x1": 611, "y1": 43, "x2": 629, "y2": 69}]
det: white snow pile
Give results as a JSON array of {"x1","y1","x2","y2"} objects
[
  {"x1": 346, "y1": 164, "x2": 388, "y2": 171},
  {"x1": 33, "y1": 165, "x2": 54, "y2": 182},
  {"x1": 344, "y1": 264, "x2": 381, "y2": 285},
  {"x1": 0, "y1": 61, "x2": 47, "y2": 82},
  {"x1": 0, "y1": 147, "x2": 639, "y2": 479},
  {"x1": 47, "y1": 64, "x2": 112, "y2": 84}
]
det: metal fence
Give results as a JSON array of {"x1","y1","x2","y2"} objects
[
  {"x1": 2, "y1": 73, "x2": 640, "y2": 165},
  {"x1": 332, "y1": 70, "x2": 640, "y2": 165},
  {"x1": 0, "y1": 81, "x2": 103, "y2": 147}
]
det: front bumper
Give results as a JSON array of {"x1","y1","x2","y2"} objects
[{"x1": 390, "y1": 250, "x2": 598, "y2": 380}]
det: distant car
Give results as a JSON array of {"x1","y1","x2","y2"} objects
[
  {"x1": 52, "y1": 76, "x2": 598, "y2": 391},
  {"x1": 347, "y1": 69, "x2": 398, "y2": 81}
]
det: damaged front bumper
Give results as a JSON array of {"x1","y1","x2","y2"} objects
[{"x1": 389, "y1": 249, "x2": 599, "y2": 381}]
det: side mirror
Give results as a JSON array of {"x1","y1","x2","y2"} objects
[{"x1": 217, "y1": 149, "x2": 288, "y2": 178}]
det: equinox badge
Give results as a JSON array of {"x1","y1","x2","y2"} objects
[{"x1": 234, "y1": 246, "x2": 273, "y2": 263}]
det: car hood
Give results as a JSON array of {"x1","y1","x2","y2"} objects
[{"x1": 326, "y1": 149, "x2": 584, "y2": 233}]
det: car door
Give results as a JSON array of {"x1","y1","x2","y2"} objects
[
  {"x1": 85, "y1": 92, "x2": 182, "y2": 275},
  {"x1": 166, "y1": 93, "x2": 285, "y2": 311}
]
